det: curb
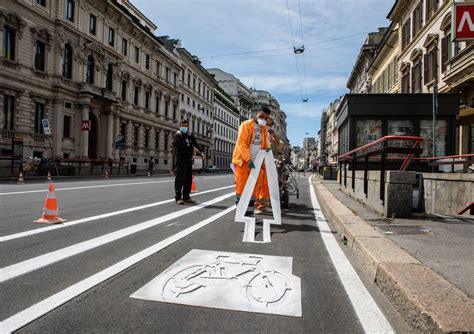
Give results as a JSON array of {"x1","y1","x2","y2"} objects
[{"x1": 312, "y1": 179, "x2": 474, "y2": 333}]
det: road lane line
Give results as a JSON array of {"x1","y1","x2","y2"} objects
[
  {"x1": 0, "y1": 180, "x2": 175, "y2": 196},
  {"x1": 309, "y1": 178, "x2": 394, "y2": 333},
  {"x1": 0, "y1": 192, "x2": 234, "y2": 283},
  {"x1": 0, "y1": 185, "x2": 234, "y2": 243},
  {"x1": 0, "y1": 206, "x2": 235, "y2": 333}
]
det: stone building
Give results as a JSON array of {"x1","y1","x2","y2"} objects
[
  {"x1": 0, "y1": 0, "x2": 182, "y2": 175},
  {"x1": 250, "y1": 89, "x2": 288, "y2": 144},
  {"x1": 324, "y1": 98, "x2": 341, "y2": 165},
  {"x1": 346, "y1": 28, "x2": 387, "y2": 93},
  {"x1": 213, "y1": 85, "x2": 238, "y2": 171},
  {"x1": 176, "y1": 47, "x2": 217, "y2": 169},
  {"x1": 387, "y1": 0, "x2": 473, "y2": 155},
  {"x1": 206, "y1": 68, "x2": 255, "y2": 123}
]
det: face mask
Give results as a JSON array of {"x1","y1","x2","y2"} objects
[
  {"x1": 257, "y1": 118, "x2": 267, "y2": 126},
  {"x1": 180, "y1": 127, "x2": 188, "y2": 134}
]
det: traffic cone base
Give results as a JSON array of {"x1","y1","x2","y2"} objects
[
  {"x1": 33, "y1": 183, "x2": 66, "y2": 224},
  {"x1": 17, "y1": 172, "x2": 25, "y2": 184},
  {"x1": 191, "y1": 176, "x2": 197, "y2": 192}
]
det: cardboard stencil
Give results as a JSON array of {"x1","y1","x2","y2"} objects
[{"x1": 235, "y1": 150, "x2": 281, "y2": 243}]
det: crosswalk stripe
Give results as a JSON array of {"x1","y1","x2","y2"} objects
[
  {"x1": 0, "y1": 206, "x2": 235, "y2": 333},
  {"x1": 0, "y1": 185, "x2": 234, "y2": 243},
  {"x1": 0, "y1": 192, "x2": 234, "y2": 283}
]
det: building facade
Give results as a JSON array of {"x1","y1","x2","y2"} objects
[
  {"x1": 324, "y1": 99, "x2": 341, "y2": 165},
  {"x1": 207, "y1": 68, "x2": 255, "y2": 123},
  {"x1": 388, "y1": 0, "x2": 473, "y2": 154},
  {"x1": 0, "y1": 0, "x2": 182, "y2": 175},
  {"x1": 176, "y1": 48, "x2": 216, "y2": 169},
  {"x1": 213, "y1": 85, "x2": 238, "y2": 170},
  {"x1": 346, "y1": 28, "x2": 388, "y2": 93}
]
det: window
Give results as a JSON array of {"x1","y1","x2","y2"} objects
[
  {"x1": 86, "y1": 55, "x2": 95, "y2": 84},
  {"x1": 62, "y1": 44, "x2": 73, "y2": 78},
  {"x1": 187, "y1": 73, "x2": 191, "y2": 86},
  {"x1": 134, "y1": 47, "x2": 139, "y2": 64},
  {"x1": 424, "y1": 46, "x2": 438, "y2": 85},
  {"x1": 35, "y1": 41, "x2": 46, "y2": 72},
  {"x1": 144, "y1": 128, "x2": 149, "y2": 148},
  {"x1": 402, "y1": 69, "x2": 410, "y2": 93},
  {"x1": 411, "y1": 58, "x2": 422, "y2": 93},
  {"x1": 36, "y1": 0, "x2": 46, "y2": 6},
  {"x1": 63, "y1": 115, "x2": 71, "y2": 138},
  {"x1": 155, "y1": 95, "x2": 160, "y2": 113},
  {"x1": 156, "y1": 61, "x2": 161, "y2": 78},
  {"x1": 413, "y1": 2, "x2": 423, "y2": 36},
  {"x1": 145, "y1": 91, "x2": 150, "y2": 110},
  {"x1": 122, "y1": 38, "x2": 128, "y2": 56},
  {"x1": 145, "y1": 54, "x2": 150, "y2": 70},
  {"x1": 402, "y1": 19, "x2": 411, "y2": 49},
  {"x1": 155, "y1": 131, "x2": 160, "y2": 150},
  {"x1": 121, "y1": 80, "x2": 127, "y2": 101},
  {"x1": 164, "y1": 134, "x2": 168, "y2": 152},
  {"x1": 165, "y1": 101, "x2": 169, "y2": 117},
  {"x1": 420, "y1": 119, "x2": 447, "y2": 156},
  {"x1": 441, "y1": 29, "x2": 452, "y2": 73},
  {"x1": 166, "y1": 68, "x2": 170, "y2": 82},
  {"x1": 108, "y1": 28, "x2": 115, "y2": 46},
  {"x1": 3, "y1": 26, "x2": 16, "y2": 61},
  {"x1": 89, "y1": 14, "x2": 96, "y2": 35},
  {"x1": 174, "y1": 73, "x2": 177, "y2": 86},
  {"x1": 66, "y1": 0, "x2": 74, "y2": 22},
  {"x1": 426, "y1": 0, "x2": 439, "y2": 22},
  {"x1": 34, "y1": 103, "x2": 45, "y2": 134},
  {"x1": 134, "y1": 126, "x2": 139, "y2": 147},
  {"x1": 3, "y1": 95, "x2": 14, "y2": 130},
  {"x1": 106, "y1": 64, "x2": 113, "y2": 91},
  {"x1": 134, "y1": 86, "x2": 139, "y2": 106},
  {"x1": 193, "y1": 78, "x2": 196, "y2": 90},
  {"x1": 120, "y1": 123, "x2": 127, "y2": 141},
  {"x1": 173, "y1": 104, "x2": 177, "y2": 120}
]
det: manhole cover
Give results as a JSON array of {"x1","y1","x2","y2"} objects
[{"x1": 374, "y1": 225, "x2": 432, "y2": 235}]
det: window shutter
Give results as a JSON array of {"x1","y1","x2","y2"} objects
[
  {"x1": 411, "y1": 67, "x2": 416, "y2": 93},
  {"x1": 424, "y1": 54, "x2": 429, "y2": 84},
  {"x1": 441, "y1": 36, "x2": 448, "y2": 72}
]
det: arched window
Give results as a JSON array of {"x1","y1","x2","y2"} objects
[
  {"x1": 86, "y1": 55, "x2": 95, "y2": 84},
  {"x1": 441, "y1": 14, "x2": 452, "y2": 73},
  {"x1": 106, "y1": 63, "x2": 113, "y2": 91},
  {"x1": 62, "y1": 44, "x2": 73, "y2": 79}
]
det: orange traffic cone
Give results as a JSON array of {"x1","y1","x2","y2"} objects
[
  {"x1": 191, "y1": 176, "x2": 197, "y2": 193},
  {"x1": 33, "y1": 183, "x2": 66, "y2": 224},
  {"x1": 46, "y1": 171, "x2": 52, "y2": 183},
  {"x1": 17, "y1": 172, "x2": 25, "y2": 185}
]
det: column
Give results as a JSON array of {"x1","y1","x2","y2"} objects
[
  {"x1": 106, "y1": 110, "x2": 114, "y2": 158},
  {"x1": 81, "y1": 104, "x2": 90, "y2": 158}
]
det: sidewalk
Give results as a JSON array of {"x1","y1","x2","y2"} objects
[{"x1": 313, "y1": 178, "x2": 474, "y2": 333}]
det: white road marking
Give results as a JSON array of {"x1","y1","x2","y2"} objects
[
  {"x1": 0, "y1": 180, "x2": 174, "y2": 196},
  {"x1": 0, "y1": 185, "x2": 234, "y2": 243},
  {"x1": 308, "y1": 178, "x2": 394, "y2": 333},
  {"x1": 0, "y1": 206, "x2": 235, "y2": 333},
  {"x1": 0, "y1": 192, "x2": 234, "y2": 283}
]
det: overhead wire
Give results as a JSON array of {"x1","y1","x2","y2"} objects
[
  {"x1": 297, "y1": 0, "x2": 310, "y2": 133},
  {"x1": 286, "y1": 0, "x2": 303, "y2": 101}
]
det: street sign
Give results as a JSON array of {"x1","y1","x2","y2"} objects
[
  {"x1": 116, "y1": 134, "x2": 125, "y2": 150},
  {"x1": 454, "y1": 3, "x2": 474, "y2": 41},
  {"x1": 81, "y1": 120, "x2": 90, "y2": 131},
  {"x1": 41, "y1": 119, "x2": 51, "y2": 135}
]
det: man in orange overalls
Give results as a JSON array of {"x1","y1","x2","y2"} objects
[{"x1": 232, "y1": 105, "x2": 271, "y2": 216}]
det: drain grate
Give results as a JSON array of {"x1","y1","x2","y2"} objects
[{"x1": 374, "y1": 225, "x2": 432, "y2": 235}]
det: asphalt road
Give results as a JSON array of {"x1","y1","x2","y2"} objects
[{"x1": 0, "y1": 174, "x2": 412, "y2": 333}]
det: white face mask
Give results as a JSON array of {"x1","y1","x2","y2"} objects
[{"x1": 257, "y1": 118, "x2": 267, "y2": 126}]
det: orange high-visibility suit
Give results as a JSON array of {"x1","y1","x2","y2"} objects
[{"x1": 232, "y1": 119, "x2": 269, "y2": 205}]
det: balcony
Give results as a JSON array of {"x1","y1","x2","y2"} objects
[
  {"x1": 443, "y1": 44, "x2": 474, "y2": 88},
  {"x1": 1, "y1": 58, "x2": 20, "y2": 70},
  {"x1": 1, "y1": 129, "x2": 15, "y2": 139},
  {"x1": 80, "y1": 83, "x2": 118, "y2": 103}
]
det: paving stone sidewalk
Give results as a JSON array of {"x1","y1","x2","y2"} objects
[{"x1": 322, "y1": 180, "x2": 474, "y2": 299}]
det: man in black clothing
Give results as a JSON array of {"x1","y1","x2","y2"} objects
[{"x1": 174, "y1": 119, "x2": 200, "y2": 205}]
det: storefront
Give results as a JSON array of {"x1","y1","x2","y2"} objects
[{"x1": 336, "y1": 94, "x2": 459, "y2": 161}]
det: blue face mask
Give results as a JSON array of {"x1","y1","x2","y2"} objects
[{"x1": 180, "y1": 127, "x2": 188, "y2": 134}]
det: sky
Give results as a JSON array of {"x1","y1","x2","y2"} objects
[{"x1": 133, "y1": 0, "x2": 395, "y2": 147}]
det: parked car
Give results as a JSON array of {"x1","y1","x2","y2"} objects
[{"x1": 206, "y1": 165, "x2": 219, "y2": 173}]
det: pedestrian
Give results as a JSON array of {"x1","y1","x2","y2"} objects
[
  {"x1": 148, "y1": 156, "x2": 155, "y2": 176},
  {"x1": 232, "y1": 105, "x2": 271, "y2": 216},
  {"x1": 174, "y1": 119, "x2": 201, "y2": 205}
]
